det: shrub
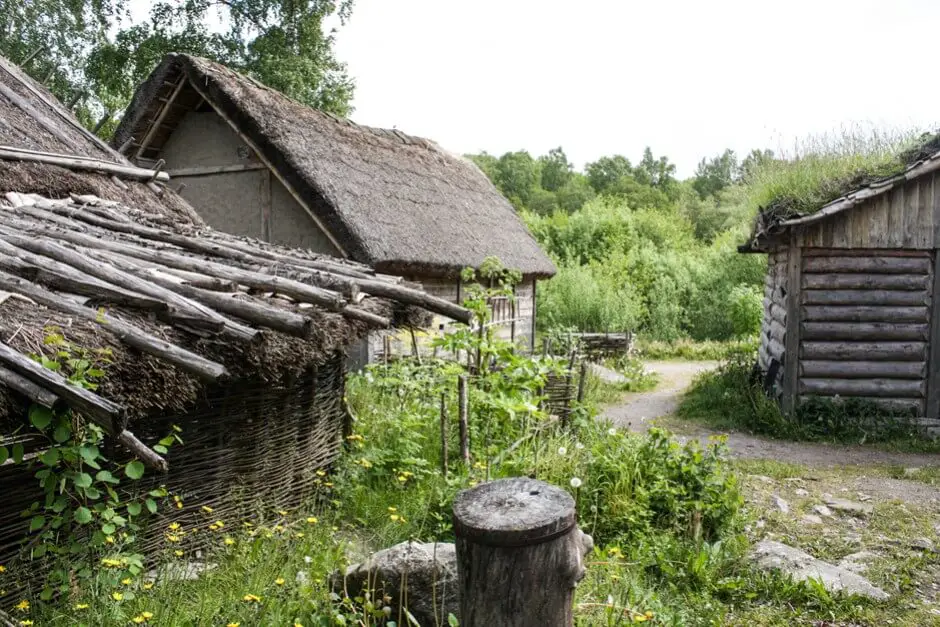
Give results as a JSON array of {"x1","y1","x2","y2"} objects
[{"x1": 728, "y1": 284, "x2": 763, "y2": 338}]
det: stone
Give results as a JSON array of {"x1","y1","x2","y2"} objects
[
  {"x1": 773, "y1": 496, "x2": 790, "y2": 514},
  {"x1": 751, "y1": 541, "x2": 889, "y2": 601},
  {"x1": 794, "y1": 488, "x2": 809, "y2": 497},
  {"x1": 333, "y1": 541, "x2": 458, "y2": 627},
  {"x1": 911, "y1": 537, "x2": 935, "y2": 552},
  {"x1": 749, "y1": 475, "x2": 774, "y2": 484},
  {"x1": 813, "y1": 504, "x2": 833, "y2": 517},
  {"x1": 801, "y1": 514, "x2": 823, "y2": 526},
  {"x1": 146, "y1": 561, "x2": 217, "y2": 582},
  {"x1": 825, "y1": 497, "x2": 874, "y2": 516},
  {"x1": 837, "y1": 551, "x2": 881, "y2": 574},
  {"x1": 903, "y1": 467, "x2": 921, "y2": 477}
]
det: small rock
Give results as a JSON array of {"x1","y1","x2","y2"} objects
[
  {"x1": 755, "y1": 519, "x2": 766, "y2": 529},
  {"x1": 773, "y1": 496, "x2": 790, "y2": 514},
  {"x1": 856, "y1": 493, "x2": 872, "y2": 502},
  {"x1": 837, "y1": 551, "x2": 881, "y2": 574},
  {"x1": 825, "y1": 497, "x2": 874, "y2": 516},
  {"x1": 146, "y1": 561, "x2": 217, "y2": 582},
  {"x1": 801, "y1": 514, "x2": 823, "y2": 525},
  {"x1": 749, "y1": 474, "x2": 774, "y2": 484},
  {"x1": 904, "y1": 467, "x2": 921, "y2": 477},
  {"x1": 911, "y1": 537, "x2": 935, "y2": 552},
  {"x1": 814, "y1": 505, "x2": 833, "y2": 517},
  {"x1": 751, "y1": 540, "x2": 889, "y2": 601},
  {"x1": 794, "y1": 488, "x2": 809, "y2": 497}
]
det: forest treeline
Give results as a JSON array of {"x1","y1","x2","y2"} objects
[{"x1": 465, "y1": 146, "x2": 779, "y2": 342}]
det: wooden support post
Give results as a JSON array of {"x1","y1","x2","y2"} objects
[
  {"x1": 21, "y1": 46, "x2": 46, "y2": 67},
  {"x1": 926, "y1": 250, "x2": 940, "y2": 418},
  {"x1": 542, "y1": 337, "x2": 550, "y2": 357},
  {"x1": 782, "y1": 241, "x2": 803, "y2": 416},
  {"x1": 92, "y1": 112, "x2": 112, "y2": 135},
  {"x1": 458, "y1": 375, "x2": 470, "y2": 466},
  {"x1": 118, "y1": 136, "x2": 135, "y2": 155},
  {"x1": 576, "y1": 360, "x2": 589, "y2": 404},
  {"x1": 562, "y1": 352, "x2": 576, "y2": 428},
  {"x1": 453, "y1": 477, "x2": 594, "y2": 627},
  {"x1": 440, "y1": 393, "x2": 449, "y2": 477}
]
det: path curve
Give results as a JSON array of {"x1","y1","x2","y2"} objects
[{"x1": 601, "y1": 360, "x2": 940, "y2": 469}]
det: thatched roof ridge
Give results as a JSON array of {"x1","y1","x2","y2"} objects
[
  {"x1": 114, "y1": 54, "x2": 556, "y2": 279},
  {"x1": 740, "y1": 137, "x2": 940, "y2": 253}
]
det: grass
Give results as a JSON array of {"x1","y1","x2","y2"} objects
[{"x1": 636, "y1": 337, "x2": 757, "y2": 361}]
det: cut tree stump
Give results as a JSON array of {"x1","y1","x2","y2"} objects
[{"x1": 453, "y1": 477, "x2": 593, "y2": 627}]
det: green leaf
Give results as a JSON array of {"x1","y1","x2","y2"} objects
[
  {"x1": 101, "y1": 523, "x2": 116, "y2": 535},
  {"x1": 95, "y1": 470, "x2": 119, "y2": 485},
  {"x1": 74, "y1": 507, "x2": 92, "y2": 524},
  {"x1": 12, "y1": 443, "x2": 24, "y2": 464},
  {"x1": 52, "y1": 496, "x2": 69, "y2": 513},
  {"x1": 125, "y1": 461, "x2": 145, "y2": 480},
  {"x1": 83, "y1": 486, "x2": 101, "y2": 500},
  {"x1": 158, "y1": 436, "x2": 175, "y2": 447},
  {"x1": 0, "y1": 445, "x2": 8, "y2": 465},
  {"x1": 448, "y1": 614, "x2": 459, "y2": 627},
  {"x1": 29, "y1": 405, "x2": 54, "y2": 430},
  {"x1": 40, "y1": 586, "x2": 53, "y2": 601},
  {"x1": 40, "y1": 448, "x2": 60, "y2": 466},
  {"x1": 53, "y1": 425, "x2": 71, "y2": 443},
  {"x1": 73, "y1": 472, "x2": 93, "y2": 488},
  {"x1": 153, "y1": 444, "x2": 168, "y2": 455},
  {"x1": 144, "y1": 499, "x2": 157, "y2": 514},
  {"x1": 80, "y1": 445, "x2": 101, "y2": 464},
  {"x1": 126, "y1": 502, "x2": 142, "y2": 517},
  {"x1": 29, "y1": 515, "x2": 46, "y2": 532}
]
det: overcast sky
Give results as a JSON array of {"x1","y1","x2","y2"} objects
[{"x1": 332, "y1": 0, "x2": 940, "y2": 176}]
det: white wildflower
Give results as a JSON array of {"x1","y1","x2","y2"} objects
[
  {"x1": 608, "y1": 428, "x2": 617, "y2": 436},
  {"x1": 575, "y1": 442, "x2": 585, "y2": 450},
  {"x1": 570, "y1": 477, "x2": 582, "y2": 489},
  {"x1": 557, "y1": 446, "x2": 567, "y2": 456}
]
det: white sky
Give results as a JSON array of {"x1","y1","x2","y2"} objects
[{"x1": 332, "y1": 0, "x2": 940, "y2": 176}]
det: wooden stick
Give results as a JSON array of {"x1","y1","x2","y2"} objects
[
  {"x1": 0, "y1": 145, "x2": 170, "y2": 182},
  {"x1": 0, "y1": 270, "x2": 228, "y2": 383},
  {"x1": 576, "y1": 360, "x2": 589, "y2": 404},
  {"x1": 116, "y1": 430, "x2": 168, "y2": 472},
  {"x1": 93, "y1": 112, "x2": 112, "y2": 135},
  {"x1": 440, "y1": 392, "x2": 449, "y2": 477},
  {"x1": 21, "y1": 46, "x2": 46, "y2": 66},
  {"x1": 459, "y1": 375, "x2": 470, "y2": 466},
  {"x1": 0, "y1": 341, "x2": 122, "y2": 433},
  {"x1": 0, "y1": 365, "x2": 60, "y2": 409}
]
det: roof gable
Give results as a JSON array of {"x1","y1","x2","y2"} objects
[{"x1": 114, "y1": 54, "x2": 556, "y2": 278}]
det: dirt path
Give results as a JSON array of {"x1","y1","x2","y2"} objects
[{"x1": 602, "y1": 360, "x2": 940, "y2": 470}]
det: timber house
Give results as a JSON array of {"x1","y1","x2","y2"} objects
[
  {"x1": 0, "y1": 52, "x2": 465, "y2": 598},
  {"x1": 112, "y1": 54, "x2": 556, "y2": 353},
  {"x1": 741, "y1": 141, "x2": 940, "y2": 430}
]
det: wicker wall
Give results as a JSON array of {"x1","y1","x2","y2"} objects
[
  {"x1": 0, "y1": 353, "x2": 347, "y2": 601},
  {"x1": 757, "y1": 246, "x2": 789, "y2": 396}
]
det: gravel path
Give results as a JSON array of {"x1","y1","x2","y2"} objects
[{"x1": 601, "y1": 360, "x2": 940, "y2": 470}]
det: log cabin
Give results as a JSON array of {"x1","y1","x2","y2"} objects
[
  {"x1": 0, "y1": 52, "x2": 466, "y2": 598},
  {"x1": 112, "y1": 54, "x2": 556, "y2": 358},
  {"x1": 740, "y1": 140, "x2": 940, "y2": 432}
]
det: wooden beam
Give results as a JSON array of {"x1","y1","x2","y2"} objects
[
  {"x1": 169, "y1": 163, "x2": 267, "y2": 177},
  {"x1": 135, "y1": 77, "x2": 187, "y2": 161},
  {"x1": 185, "y1": 78, "x2": 349, "y2": 257},
  {"x1": 781, "y1": 242, "x2": 802, "y2": 415},
  {"x1": 0, "y1": 145, "x2": 170, "y2": 182}
]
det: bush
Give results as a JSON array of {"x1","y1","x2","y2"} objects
[
  {"x1": 536, "y1": 262, "x2": 642, "y2": 333},
  {"x1": 728, "y1": 284, "x2": 763, "y2": 338}
]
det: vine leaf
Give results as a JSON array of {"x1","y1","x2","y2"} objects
[
  {"x1": 0, "y1": 445, "x2": 8, "y2": 465},
  {"x1": 29, "y1": 405, "x2": 54, "y2": 430},
  {"x1": 74, "y1": 507, "x2": 92, "y2": 524},
  {"x1": 125, "y1": 461, "x2": 145, "y2": 480}
]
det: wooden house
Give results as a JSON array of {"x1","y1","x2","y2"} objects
[
  {"x1": 112, "y1": 54, "x2": 556, "y2": 354},
  {"x1": 0, "y1": 53, "x2": 463, "y2": 598},
  {"x1": 740, "y1": 145, "x2": 940, "y2": 428}
]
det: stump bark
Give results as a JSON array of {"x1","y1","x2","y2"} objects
[{"x1": 453, "y1": 477, "x2": 593, "y2": 627}]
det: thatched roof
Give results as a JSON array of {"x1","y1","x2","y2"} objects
[
  {"x1": 113, "y1": 54, "x2": 556, "y2": 279},
  {"x1": 739, "y1": 136, "x2": 940, "y2": 253},
  {"x1": 0, "y1": 54, "x2": 468, "y2": 460}
]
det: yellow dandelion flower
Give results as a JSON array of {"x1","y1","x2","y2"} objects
[
  {"x1": 201, "y1": 506, "x2": 213, "y2": 514},
  {"x1": 242, "y1": 522, "x2": 254, "y2": 527},
  {"x1": 390, "y1": 514, "x2": 400, "y2": 522},
  {"x1": 74, "y1": 604, "x2": 90, "y2": 610},
  {"x1": 331, "y1": 526, "x2": 338, "y2": 531},
  {"x1": 306, "y1": 517, "x2": 318, "y2": 524},
  {"x1": 167, "y1": 534, "x2": 181, "y2": 543},
  {"x1": 101, "y1": 558, "x2": 122, "y2": 567},
  {"x1": 121, "y1": 578, "x2": 133, "y2": 585},
  {"x1": 397, "y1": 475, "x2": 407, "y2": 482},
  {"x1": 15, "y1": 600, "x2": 28, "y2": 611},
  {"x1": 315, "y1": 470, "x2": 326, "y2": 477},
  {"x1": 142, "y1": 612, "x2": 154, "y2": 619},
  {"x1": 132, "y1": 617, "x2": 146, "y2": 624},
  {"x1": 242, "y1": 594, "x2": 261, "y2": 603},
  {"x1": 277, "y1": 510, "x2": 288, "y2": 516},
  {"x1": 105, "y1": 535, "x2": 115, "y2": 544},
  {"x1": 143, "y1": 582, "x2": 154, "y2": 590},
  {"x1": 645, "y1": 611, "x2": 654, "y2": 618},
  {"x1": 112, "y1": 592, "x2": 124, "y2": 601},
  {"x1": 387, "y1": 507, "x2": 397, "y2": 512},
  {"x1": 632, "y1": 615, "x2": 648, "y2": 623},
  {"x1": 324, "y1": 482, "x2": 333, "y2": 487},
  {"x1": 275, "y1": 577, "x2": 286, "y2": 586},
  {"x1": 273, "y1": 525, "x2": 283, "y2": 532},
  {"x1": 214, "y1": 520, "x2": 225, "y2": 528},
  {"x1": 224, "y1": 537, "x2": 235, "y2": 546},
  {"x1": 227, "y1": 623, "x2": 240, "y2": 627},
  {"x1": 174, "y1": 550, "x2": 184, "y2": 557},
  {"x1": 294, "y1": 624, "x2": 303, "y2": 627},
  {"x1": 168, "y1": 522, "x2": 181, "y2": 531},
  {"x1": 19, "y1": 621, "x2": 32, "y2": 626},
  {"x1": 295, "y1": 532, "x2": 304, "y2": 539},
  {"x1": 0, "y1": 565, "x2": 5, "y2": 573}
]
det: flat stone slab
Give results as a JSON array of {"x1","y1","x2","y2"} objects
[
  {"x1": 752, "y1": 540, "x2": 889, "y2": 601},
  {"x1": 825, "y1": 497, "x2": 874, "y2": 516},
  {"x1": 837, "y1": 551, "x2": 881, "y2": 574}
]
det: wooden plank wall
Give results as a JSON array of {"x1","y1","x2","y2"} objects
[
  {"x1": 757, "y1": 246, "x2": 788, "y2": 395},
  {"x1": 796, "y1": 249, "x2": 933, "y2": 415},
  {"x1": 796, "y1": 173, "x2": 937, "y2": 250}
]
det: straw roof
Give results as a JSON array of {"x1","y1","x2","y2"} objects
[
  {"x1": 0, "y1": 55, "x2": 465, "y2": 451},
  {"x1": 114, "y1": 54, "x2": 556, "y2": 279}
]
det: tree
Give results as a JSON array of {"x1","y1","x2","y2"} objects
[
  {"x1": 556, "y1": 174, "x2": 596, "y2": 213},
  {"x1": 466, "y1": 152, "x2": 499, "y2": 181},
  {"x1": 538, "y1": 147, "x2": 573, "y2": 192},
  {"x1": 692, "y1": 149, "x2": 738, "y2": 199},
  {"x1": 739, "y1": 148, "x2": 776, "y2": 182},
  {"x1": 494, "y1": 151, "x2": 540, "y2": 210},
  {"x1": 635, "y1": 147, "x2": 678, "y2": 196},
  {"x1": 585, "y1": 155, "x2": 633, "y2": 194}
]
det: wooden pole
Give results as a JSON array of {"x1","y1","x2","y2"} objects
[
  {"x1": 0, "y1": 145, "x2": 170, "y2": 182},
  {"x1": 458, "y1": 375, "x2": 470, "y2": 466},
  {"x1": 453, "y1": 477, "x2": 594, "y2": 627},
  {"x1": 92, "y1": 111, "x2": 112, "y2": 135},
  {"x1": 440, "y1": 392, "x2": 449, "y2": 477},
  {"x1": 576, "y1": 360, "x2": 589, "y2": 404},
  {"x1": 561, "y1": 352, "x2": 576, "y2": 428}
]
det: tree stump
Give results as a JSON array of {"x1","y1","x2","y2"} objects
[{"x1": 453, "y1": 477, "x2": 593, "y2": 626}]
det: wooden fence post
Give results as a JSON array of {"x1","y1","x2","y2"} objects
[
  {"x1": 440, "y1": 392, "x2": 449, "y2": 476},
  {"x1": 458, "y1": 375, "x2": 470, "y2": 466},
  {"x1": 576, "y1": 360, "x2": 589, "y2": 404},
  {"x1": 453, "y1": 477, "x2": 594, "y2": 627}
]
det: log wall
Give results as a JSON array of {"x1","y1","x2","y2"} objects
[
  {"x1": 796, "y1": 249, "x2": 933, "y2": 414},
  {"x1": 757, "y1": 246, "x2": 789, "y2": 395}
]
